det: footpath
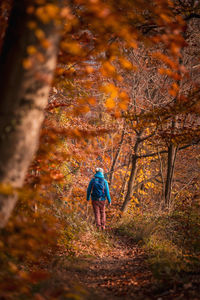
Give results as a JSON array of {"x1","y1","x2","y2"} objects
[{"x1": 39, "y1": 230, "x2": 200, "y2": 300}]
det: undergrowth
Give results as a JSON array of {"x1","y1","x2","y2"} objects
[
  {"x1": 114, "y1": 209, "x2": 200, "y2": 280},
  {"x1": 59, "y1": 209, "x2": 114, "y2": 258},
  {"x1": 0, "y1": 197, "x2": 113, "y2": 299}
]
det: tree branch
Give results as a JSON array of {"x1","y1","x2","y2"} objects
[{"x1": 136, "y1": 139, "x2": 200, "y2": 159}]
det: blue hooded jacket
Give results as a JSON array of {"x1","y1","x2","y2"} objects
[{"x1": 87, "y1": 171, "x2": 111, "y2": 204}]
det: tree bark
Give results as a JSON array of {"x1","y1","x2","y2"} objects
[
  {"x1": 0, "y1": 0, "x2": 61, "y2": 227},
  {"x1": 109, "y1": 126, "x2": 125, "y2": 185},
  {"x1": 164, "y1": 144, "x2": 178, "y2": 208},
  {"x1": 120, "y1": 135, "x2": 140, "y2": 213},
  {"x1": 119, "y1": 152, "x2": 131, "y2": 202}
]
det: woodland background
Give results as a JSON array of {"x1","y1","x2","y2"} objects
[{"x1": 0, "y1": 0, "x2": 200, "y2": 299}]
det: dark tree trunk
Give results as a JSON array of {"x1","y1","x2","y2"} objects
[
  {"x1": 120, "y1": 135, "x2": 141, "y2": 213},
  {"x1": 120, "y1": 152, "x2": 131, "y2": 202},
  {"x1": 164, "y1": 144, "x2": 178, "y2": 208},
  {"x1": 109, "y1": 126, "x2": 125, "y2": 185},
  {"x1": 120, "y1": 154, "x2": 138, "y2": 213},
  {"x1": 0, "y1": 0, "x2": 61, "y2": 227}
]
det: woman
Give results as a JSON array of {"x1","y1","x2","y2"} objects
[{"x1": 87, "y1": 168, "x2": 111, "y2": 230}]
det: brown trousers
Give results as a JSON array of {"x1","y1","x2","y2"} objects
[{"x1": 92, "y1": 200, "x2": 106, "y2": 229}]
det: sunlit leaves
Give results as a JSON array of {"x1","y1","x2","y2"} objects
[
  {"x1": 158, "y1": 68, "x2": 181, "y2": 80},
  {"x1": 60, "y1": 41, "x2": 83, "y2": 56},
  {"x1": 35, "y1": 4, "x2": 59, "y2": 23},
  {"x1": 105, "y1": 97, "x2": 115, "y2": 110},
  {"x1": 152, "y1": 52, "x2": 179, "y2": 70},
  {"x1": 27, "y1": 45, "x2": 37, "y2": 55}
]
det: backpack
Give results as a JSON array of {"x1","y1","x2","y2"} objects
[{"x1": 91, "y1": 177, "x2": 105, "y2": 200}]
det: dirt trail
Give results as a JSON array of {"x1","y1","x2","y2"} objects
[
  {"x1": 68, "y1": 233, "x2": 157, "y2": 300},
  {"x1": 41, "y1": 231, "x2": 200, "y2": 299},
  {"x1": 62, "y1": 232, "x2": 200, "y2": 300}
]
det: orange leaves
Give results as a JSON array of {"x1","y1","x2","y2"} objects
[
  {"x1": 27, "y1": 45, "x2": 37, "y2": 55},
  {"x1": 60, "y1": 41, "x2": 83, "y2": 56},
  {"x1": 27, "y1": 21, "x2": 37, "y2": 30},
  {"x1": 87, "y1": 97, "x2": 96, "y2": 105},
  {"x1": 152, "y1": 52, "x2": 179, "y2": 70},
  {"x1": 85, "y1": 66, "x2": 94, "y2": 74},
  {"x1": 153, "y1": 51, "x2": 182, "y2": 82},
  {"x1": 102, "y1": 84, "x2": 129, "y2": 112},
  {"x1": 119, "y1": 57, "x2": 135, "y2": 70},
  {"x1": 169, "y1": 82, "x2": 179, "y2": 97},
  {"x1": 35, "y1": 29, "x2": 45, "y2": 40},
  {"x1": 160, "y1": 13, "x2": 172, "y2": 24},
  {"x1": 101, "y1": 61, "x2": 116, "y2": 77},
  {"x1": 105, "y1": 98, "x2": 115, "y2": 109},
  {"x1": 23, "y1": 58, "x2": 32, "y2": 70},
  {"x1": 50, "y1": 170, "x2": 64, "y2": 181},
  {"x1": 35, "y1": 4, "x2": 59, "y2": 24},
  {"x1": 102, "y1": 83, "x2": 118, "y2": 110},
  {"x1": 158, "y1": 68, "x2": 181, "y2": 80},
  {"x1": 102, "y1": 83, "x2": 118, "y2": 98},
  {"x1": 73, "y1": 97, "x2": 96, "y2": 115}
]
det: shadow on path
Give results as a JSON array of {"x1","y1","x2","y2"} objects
[{"x1": 70, "y1": 231, "x2": 156, "y2": 300}]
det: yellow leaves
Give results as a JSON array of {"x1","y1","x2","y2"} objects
[
  {"x1": 0, "y1": 183, "x2": 15, "y2": 195},
  {"x1": 145, "y1": 182, "x2": 155, "y2": 189},
  {"x1": 130, "y1": 196, "x2": 139, "y2": 206}
]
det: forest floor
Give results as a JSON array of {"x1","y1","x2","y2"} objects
[{"x1": 38, "y1": 229, "x2": 200, "y2": 300}]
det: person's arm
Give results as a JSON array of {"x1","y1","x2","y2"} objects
[
  {"x1": 104, "y1": 180, "x2": 111, "y2": 204},
  {"x1": 87, "y1": 179, "x2": 94, "y2": 201}
]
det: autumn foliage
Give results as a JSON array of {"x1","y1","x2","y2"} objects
[{"x1": 0, "y1": 0, "x2": 200, "y2": 299}]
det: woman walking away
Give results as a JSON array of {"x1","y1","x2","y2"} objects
[{"x1": 87, "y1": 168, "x2": 111, "y2": 230}]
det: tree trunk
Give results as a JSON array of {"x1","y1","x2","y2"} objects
[
  {"x1": 0, "y1": 0, "x2": 61, "y2": 228},
  {"x1": 164, "y1": 144, "x2": 178, "y2": 208},
  {"x1": 119, "y1": 152, "x2": 131, "y2": 201},
  {"x1": 109, "y1": 126, "x2": 125, "y2": 185},
  {"x1": 120, "y1": 154, "x2": 138, "y2": 213},
  {"x1": 120, "y1": 135, "x2": 140, "y2": 213}
]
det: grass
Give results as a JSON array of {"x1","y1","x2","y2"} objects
[{"x1": 114, "y1": 209, "x2": 200, "y2": 280}]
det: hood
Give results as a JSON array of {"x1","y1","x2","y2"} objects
[{"x1": 94, "y1": 171, "x2": 104, "y2": 178}]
